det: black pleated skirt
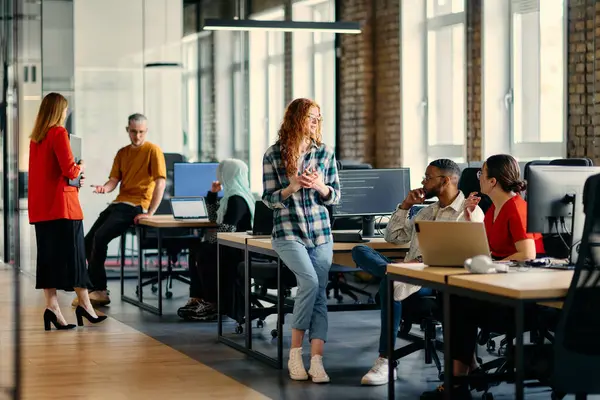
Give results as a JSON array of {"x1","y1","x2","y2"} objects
[{"x1": 34, "y1": 219, "x2": 91, "y2": 291}]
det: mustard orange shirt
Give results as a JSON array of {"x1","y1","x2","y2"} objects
[
  {"x1": 484, "y1": 195, "x2": 545, "y2": 260},
  {"x1": 110, "y1": 141, "x2": 166, "y2": 211}
]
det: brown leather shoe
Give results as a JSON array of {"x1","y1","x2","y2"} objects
[{"x1": 89, "y1": 291, "x2": 111, "y2": 306}]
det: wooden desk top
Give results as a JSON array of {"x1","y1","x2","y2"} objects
[
  {"x1": 448, "y1": 271, "x2": 574, "y2": 300},
  {"x1": 245, "y1": 237, "x2": 410, "y2": 252},
  {"x1": 217, "y1": 232, "x2": 270, "y2": 245},
  {"x1": 138, "y1": 215, "x2": 218, "y2": 228},
  {"x1": 387, "y1": 263, "x2": 468, "y2": 284}
]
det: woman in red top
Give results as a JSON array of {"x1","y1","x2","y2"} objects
[
  {"x1": 478, "y1": 154, "x2": 544, "y2": 260},
  {"x1": 29, "y1": 92, "x2": 106, "y2": 331}
]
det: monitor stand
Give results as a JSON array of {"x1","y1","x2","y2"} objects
[{"x1": 362, "y1": 216, "x2": 377, "y2": 238}]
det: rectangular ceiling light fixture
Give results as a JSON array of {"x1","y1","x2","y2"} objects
[{"x1": 203, "y1": 19, "x2": 361, "y2": 34}]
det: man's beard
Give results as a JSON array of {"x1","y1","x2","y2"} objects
[{"x1": 424, "y1": 185, "x2": 441, "y2": 199}]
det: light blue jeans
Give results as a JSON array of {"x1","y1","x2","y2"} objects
[{"x1": 271, "y1": 239, "x2": 333, "y2": 342}]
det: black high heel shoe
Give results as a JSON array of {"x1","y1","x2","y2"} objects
[
  {"x1": 75, "y1": 306, "x2": 107, "y2": 326},
  {"x1": 43, "y1": 309, "x2": 76, "y2": 331}
]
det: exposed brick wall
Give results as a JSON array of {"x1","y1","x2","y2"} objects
[
  {"x1": 374, "y1": 0, "x2": 401, "y2": 168},
  {"x1": 338, "y1": 0, "x2": 376, "y2": 165},
  {"x1": 338, "y1": 0, "x2": 401, "y2": 168},
  {"x1": 567, "y1": 0, "x2": 600, "y2": 164},
  {"x1": 466, "y1": 0, "x2": 482, "y2": 162}
]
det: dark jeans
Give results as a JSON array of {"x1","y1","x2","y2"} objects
[
  {"x1": 189, "y1": 241, "x2": 243, "y2": 305},
  {"x1": 85, "y1": 203, "x2": 141, "y2": 291},
  {"x1": 351, "y1": 245, "x2": 433, "y2": 356},
  {"x1": 188, "y1": 241, "x2": 217, "y2": 302}
]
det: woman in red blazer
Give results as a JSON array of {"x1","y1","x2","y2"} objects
[{"x1": 29, "y1": 92, "x2": 106, "y2": 330}]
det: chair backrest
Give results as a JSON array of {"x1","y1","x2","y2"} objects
[
  {"x1": 337, "y1": 159, "x2": 373, "y2": 170},
  {"x1": 164, "y1": 153, "x2": 187, "y2": 196},
  {"x1": 523, "y1": 160, "x2": 550, "y2": 184},
  {"x1": 549, "y1": 157, "x2": 593, "y2": 167},
  {"x1": 552, "y1": 173, "x2": 600, "y2": 395},
  {"x1": 458, "y1": 167, "x2": 492, "y2": 214}
]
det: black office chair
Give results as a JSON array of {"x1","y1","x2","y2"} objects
[
  {"x1": 393, "y1": 292, "x2": 444, "y2": 381},
  {"x1": 549, "y1": 157, "x2": 593, "y2": 167},
  {"x1": 232, "y1": 259, "x2": 297, "y2": 338},
  {"x1": 458, "y1": 167, "x2": 492, "y2": 214},
  {"x1": 545, "y1": 172, "x2": 600, "y2": 400},
  {"x1": 164, "y1": 152, "x2": 187, "y2": 197}
]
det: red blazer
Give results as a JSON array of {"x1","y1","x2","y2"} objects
[{"x1": 28, "y1": 126, "x2": 83, "y2": 223}]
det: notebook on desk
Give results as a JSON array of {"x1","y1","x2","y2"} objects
[
  {"x1": 170, "y1": 197, "x2": 208, "y2": 220},
  {"x1": 415, "y1": 221, "x2": 491, "y2": 267}
]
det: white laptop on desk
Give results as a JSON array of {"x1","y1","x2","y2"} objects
[
  {"x1": 415, "y1": 221, "x2": 491, "y2": 267},
  {"x1": 170, "y1": 197, "x2": 208, "y2": 220}
]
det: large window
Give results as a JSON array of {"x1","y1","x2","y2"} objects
[
  {"x1": 482, "y1": 0, "x2": 566, "y2": 160},
  {"x1": 182, "y1": 34, "x2": 199, "y2": 161},
  {"x1": 400, "y1": 0, "x2": 465, "y2": 187},
  {"x1": 511, "y1": 0, "x2": 565, "y2": 156},
  {"x1": 231, "y1": 32, "x2": 249, "y2": 163},
  {"x1": 182, "y1": 32, "x2": 214, "y2": 161},
  {"x1": 248, "y1": 7, "x2": 285, "y2": 191},
  {"x1": 426, "y1": 0, "x2": 466, "y2": 163},
  {"x1": 292, "y1": 0, "x2": 336, "y2": 148}
]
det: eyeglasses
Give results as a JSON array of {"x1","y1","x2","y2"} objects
[
  {"x1": 422, "y1": 175, "x2": 447, "y2": 182},
  {"x1": 307, "y1": 115, "x2": 323, "y2": 123}
]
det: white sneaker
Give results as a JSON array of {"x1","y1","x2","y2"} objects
[
  {"x1": 393, "y1": 281, "x2": 421, "y2": 301},
  {"x1": 361, "y1": 357, "x2": 397, "y2": 386},
  {"x1": 308, "y1": 354, "x2": 330, "y2": 383},
  {"x1": 288, "y1": 348, "x2": 308, "y2": 381}
]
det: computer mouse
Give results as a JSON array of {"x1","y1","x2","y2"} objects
[{"x1": 464, "y1": 255, "x2": 497, "y2": 274}]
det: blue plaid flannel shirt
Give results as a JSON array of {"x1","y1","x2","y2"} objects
[{"x1": 262, "y1": 141, "x2": 340, "y2": 248}]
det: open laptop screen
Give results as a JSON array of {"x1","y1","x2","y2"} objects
[{"x1": 170, "y1": 197, "x2": 208, "y2": 219}]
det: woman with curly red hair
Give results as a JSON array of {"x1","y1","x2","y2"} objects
[{"x1": 262, "y1": 98, "x2": 340, "y2": 383}]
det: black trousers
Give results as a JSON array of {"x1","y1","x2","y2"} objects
[
  {"x1": 189, "y1": 241, "x2": 243, "y2": 305},
  {"x1": 85, "y1": 203, "x2": 142, "y2": 291},
  {"x1": 449, "y1": 295, "x2": 538, "y2": 365}
]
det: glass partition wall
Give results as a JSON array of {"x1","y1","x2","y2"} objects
[{"x1": 1, "y1": 0, "x2": 23, "y2": 398}]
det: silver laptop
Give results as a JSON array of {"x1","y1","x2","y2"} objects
[
  {"x1": 414, "y1": 220, "x2": 491, "y2": 267},
  {"x1": 170, "y1": 197, "x2": 208, "y2": 220}
]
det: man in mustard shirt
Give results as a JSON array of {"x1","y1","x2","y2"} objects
[{"x1": 73, "y1": 113, "x2": 166, "y2": 306}]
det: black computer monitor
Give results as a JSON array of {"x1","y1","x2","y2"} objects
[
  {"x1": 332, "y1": 168, "x2": 410, "y2": 237},
  {"x1": 527, "y1": 165, "x2": 600, "y2": 264},
  {"x1": 173, "y1": 162, "x2": 223, "y2": 197}
]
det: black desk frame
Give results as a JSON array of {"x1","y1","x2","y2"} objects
[
  {"x1": 217, "y1": 237, "x2": 405, "y2": 369},
  {"x1": 386, "y1": 271, "x2": 565, "y2": 400},
  {"x1": 120, "y1": 225, "x2": 204, "y2": 316}
]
